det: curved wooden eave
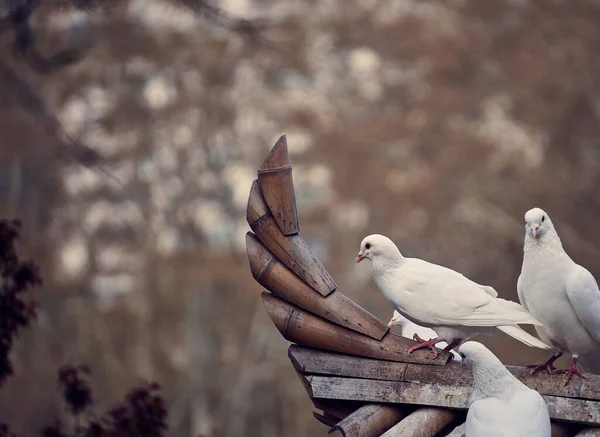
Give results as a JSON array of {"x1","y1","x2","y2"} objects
[{"x1": 245, "y1": 134, "x2": 600, "y2": 437}]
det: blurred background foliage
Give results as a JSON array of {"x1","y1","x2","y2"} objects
[{"x1": 1, "y1": 0, "x2": 600, "y2": 436}]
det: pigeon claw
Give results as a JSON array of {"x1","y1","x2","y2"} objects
[
  {"x1": 555, "y1": 358, "x2": 586, "y2": 386},
  {"x1": 525, "y1": 362, "x2": 557, "y2": 375},
  {"x1": 525, "y1": 351, "x2": 563, "y2": 376},
  {"x1": 408, "y1": 334, "x2": 440, "y2": 359}
]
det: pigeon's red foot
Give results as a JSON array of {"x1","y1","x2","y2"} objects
[
  {"x1": 525, "y1": 351, "x2": 563, "y2": 375},
  {"x1": 526, "y1": 362, "x2": 557, "y2": 375},
  {"x1": 409, "y1": 334, "x2": 440, "y2": 359},
  {"x1": 555, "y1": 357, "x2": 586, "y2": 386}
]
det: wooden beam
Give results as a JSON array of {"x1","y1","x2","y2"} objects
[
  {"x1": 247, "y1": 180, "x2": 336, "y2": 296},
  {"x1": 302, "y1": 375, "x2": 600, "y2": 426},
  {"x1": 257, "y1": 134, "x2": 299, "y2": 236},
  {"x1": 329, "y1": 404, "x2": 407, "y2": 437},
  {"x1": 262, "y1": 293, "x2": 451, "y2": 365},
  {"x1": 288, "y1": 346, "x2": 600, "y2": 402},
  {"x1": 380, "y1": 408, "x2": 457, "y2": 437},
  {"x1": 247, "y1": 232, "x2": 388, "y2": 340}
]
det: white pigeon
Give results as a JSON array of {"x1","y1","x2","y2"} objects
[
  {"x1": 356, "y1": 234, "x2": 550, "y2": 357},
  {"x1": 518, "y1": 207, "x2": 600, "y2": 385},
  {"x1": 460, "y1": 341, "x2": 551, "y2": 437},
  {"x1": 388, "y1": 310, "x2": 462, "y2": 361}
]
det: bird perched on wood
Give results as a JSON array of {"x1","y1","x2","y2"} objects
[
  {"x1": 460, "y1": 341, "x2": 551, "y2": 437},
  {"x1": 518, "y1": 207, "x2": 600, "y2": 385},
  {"x1": 356, "y1": 234, "x2": 550, "y2": 357},
  {"x1": 388, "y1": 310, "x2": 462, "y2": 361}
]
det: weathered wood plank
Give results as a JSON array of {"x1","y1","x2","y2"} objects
[
  {"x1": 303, "y1": 375, "x2": 600, "y2": 426},
  {"x1": 262, "y1": 293, "x2": 451, "y2": 365},
  {"x1": 247, "y1": 180, "x2": 336, "y2": 296},
  {"x1": 288, "y1": 346, "x2": 600, "y2": 402},
  {"x1": 247, "y1": 233, "x2": 388, "y2": 340},
  {"x1": 257, "y1": 134, "x2": 299, "y2": 236},
  {"x1": 329, "y1": 404, "x2": 407, "y2": 437},
  {"x1": 381, "y1": 408, "x2": 457, "y2": 437}
]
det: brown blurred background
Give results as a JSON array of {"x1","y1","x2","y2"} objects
[{"x1": 1, "y1": 0, "x2": 600, "y2": 435}]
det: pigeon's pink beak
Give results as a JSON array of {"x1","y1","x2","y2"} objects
[
  {"x1": 531, "y1": 224, "x2": 540, "y2": 238},
  {"x1": 387, "y1": 317, "x2": 398, "y2": 328},
  {"x1": 355, "y1": 253, "x2": 366, "y2": 263}
]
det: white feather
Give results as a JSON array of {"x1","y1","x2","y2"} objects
[
  {"x1": 518, "y1": 207, "x2": 600, "y2": 374},
  {"x1": 358, "y1": 234, "x2": 550, "y2": 349},
  {"x1": 461, "y1": 342, "x2": 551, "y2": 437}
]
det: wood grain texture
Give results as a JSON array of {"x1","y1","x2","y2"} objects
[
  {"x1": 303, "y1": 375, "x2": 600, "y2": 426},
  {"x1": 261, "y1": 293, "x2": 451, "y2": 365},
  {"x1": 329, "y1": 404, "x2": 407, "y2": 437},
  {"x1": 288, "y1": 346, "x2": 600, "y2": 402},
  {"x1": 247, "y1": 232, "x2": 388, "y2": 340},
  {"x1": 247, "y1": 180, "x2": 336, "y2": 296},
  {"x1": 380, "y1": 408, "x2": 457, "y2": 437},
  {"x1": 257, "y1": 134, "x2": 299, "y2": 236}
]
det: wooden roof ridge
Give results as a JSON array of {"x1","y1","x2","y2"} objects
[{"x1": 246, "y1": 136, "x2": 600, "y2": 437}]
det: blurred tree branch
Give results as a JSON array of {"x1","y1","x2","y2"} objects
[{"x1": 0, "y1": 0, "x2": 270, "y2": 184}]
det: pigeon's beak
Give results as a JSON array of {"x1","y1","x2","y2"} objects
[
  {"x1": 387, "y1": 317, "x2": 398, "y2": 328},
  {"x1": 530, "y1": 224, "x2": 540, "y2": 238},
  {"x1": 355, "y1": 252, "x2": 366, "y2": 263}
]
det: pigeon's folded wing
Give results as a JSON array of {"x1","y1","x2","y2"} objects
[
  {"x1": 466, "y1": 398, "x2": 510, "y2": 437},
  {"x1": 477, "y1": 283, "x2": 499, "y2": 298},
  {"x1": 508, "y1": 390, "x2": 551, "y2": 437},
  {"x1": 412, "y1": 259, "x2": 499, "y2": 297},
  {"x1": 516, "y1": 275, "x2": 529, "y2": 311},
  {"x1": 566, "y1": 265, "x2": 600, "y2": 344},
  {"x1": 404, "y1": 262, "x2": 540, "y2": 327}
]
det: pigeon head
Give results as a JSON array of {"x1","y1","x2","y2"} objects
[
  {"x1": 524, "y1": 207, "x2": 553, "y2": 239},
  {"x1": 356, "y1": 234, "x2": 401, "y2": 264},
  {"x1": 458, "y1": 341, "x2": 491, "y2": 366}
]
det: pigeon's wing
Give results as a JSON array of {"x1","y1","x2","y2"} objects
[
  {"x1": 509, "y1": 389, "x2": 551, "y2": 437},
  {"x1": 465, "y1": 398, "x2": 511, "y2": 437},
  {"x1": 516, "y1": 274, "x2": 529, "y2": 311},
  {"x1": 565, "y1": 264, "x2": 600, "y2": 343},
  {"x1": 412, "y1": 259, "x2": 499, "y2": 297},
  {"x1": 404, "y1": 260, "x2": 539, "y2": 327},
  {"x1": 477, "y1": 283, "x2": 499, "y2": 298},
  {"x1": 467, "y1": 391, "x2": 549, "y2": 437}
]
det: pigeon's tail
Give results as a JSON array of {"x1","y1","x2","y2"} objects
[{"x1": 497, "y1": 325, "x2": 552, "y2": 350}]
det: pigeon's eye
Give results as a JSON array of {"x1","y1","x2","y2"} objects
[
  {"x1": 365, "y1": 243, "x2": 372, "y2": 250},
  {"x1": 542, "y1": 216, "x2": 545, "y2": 222}
]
